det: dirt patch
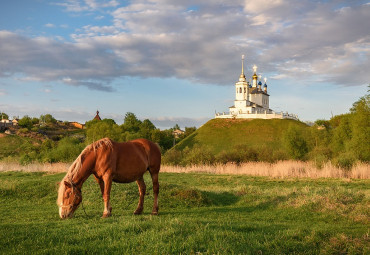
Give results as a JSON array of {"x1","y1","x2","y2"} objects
[{"x1": 0, "y1": 133, "x2": 7, "y2": 138}]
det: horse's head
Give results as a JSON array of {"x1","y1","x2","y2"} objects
[{"x1": 57, "y1": 180, "x2": 82, "y2": 219}]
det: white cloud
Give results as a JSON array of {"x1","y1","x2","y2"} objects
[
  {"x1": 0, "y1": 1, "x2": 369, "y2": 92},
  {"x1": 44, "y1": 23, "x2": 55, "y2": 28},
  {"x1": 149, "y1": 116, "x2": 210, "y2": 129},
  {"x1": 56, "y1": 0, "x2": 119, "y2": 12}
]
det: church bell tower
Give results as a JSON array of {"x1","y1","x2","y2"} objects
[{"x1": 235, "y1": 55, "x2": 249, "y2": 102}]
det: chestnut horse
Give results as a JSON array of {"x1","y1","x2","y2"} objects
[{"x1": 57, "y1": 138, "x2": 161, "y2": 219}]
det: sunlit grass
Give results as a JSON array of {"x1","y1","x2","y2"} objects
[{"x1": 0, "y1": 171, "x2": 369, "y2": 254}]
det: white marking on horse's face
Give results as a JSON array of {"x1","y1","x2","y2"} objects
[{"x1": 59, "y1": 206, "x2": 62, "y2": 218}]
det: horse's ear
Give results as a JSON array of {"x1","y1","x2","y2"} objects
[{"x1": 64, "y1": 181, "x2": 72, "y2": 188}]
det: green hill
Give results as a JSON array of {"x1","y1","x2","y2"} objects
[
  {"x1": 164, "y1": 118, "x2": 309, "y2": 165},
  {"x1": 176, "y1": 118, "x2": 308, "y2": 153}
]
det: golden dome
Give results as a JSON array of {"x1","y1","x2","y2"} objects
[
  {"x1": 252, "y1": 73, "x2": 258, "y2": 80},
  {"x1": 239, "y1": 73, "x2": 246, "y2": 81}
]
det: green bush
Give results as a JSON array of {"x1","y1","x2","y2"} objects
[
  {"x1": 19, "y1": 154, "x2": 33, "y2": 165},
  {"x1": 162, "y1": 149, "x2": 183, "y2": 166},
  {"x1": 41, "y1": 137, "x2": 85, "y2": 163},
  {"x1": 283, "y1": 125, "x2": 308, "y2": 160},
  {"x1": 181, "y1": 145, "x2": 215, "y2": 166},
  {"x1": 332, "y1": 153, "x2": 356, "y2": 170}
]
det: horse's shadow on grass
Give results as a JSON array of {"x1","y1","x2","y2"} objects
[{"x1": 159, "y1": 191, "x2": 295, "y2": 217}]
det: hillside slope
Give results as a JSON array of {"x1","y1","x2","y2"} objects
[{"x1": 173, "y1": 118, "x2": 308, "y2": 154}]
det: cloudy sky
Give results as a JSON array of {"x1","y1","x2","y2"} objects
[{"x1": 0, "y1": 0, "x2": 369, "y2": 129}]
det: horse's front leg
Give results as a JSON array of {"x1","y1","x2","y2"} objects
[
  {"x1": 102, "y1": 175, "x2": 113, "y2": 218},
  {"x1": 94, "y1": 175, "x2": 104, "y2": 196}
]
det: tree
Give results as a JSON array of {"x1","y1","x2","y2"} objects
[
  {"x1": 283, "y1": 125, "x2": 308, "y2": 160},
  {"x1": 0, "y1": 112, "x2": 9, "y2": 120},
  {"x1": 184, "y1": 127, "x2": 196, "y2": 138},
  {"x1": 348, "y1": 93, "x2": 370, "y2": 161},
  {"x1": 151, "y1": 129, "x2": 173, "y2": 152},
  {"x1": 86, "y1": 120, "x2": 123, "y2": 143},
  {"x1": 314, "y1": 119, "x2": 330, "y2": 129},
  {"x1": 330, "y1": 114, "x2": 352, "y2": 155},
  {"x1": 40, "y1": 114, "x2": 56, "y2": 124},
  {"x1": 122, "y1": 112, "x2": 142, "y2": 133},
  {"x1": 18, "y1": 115, "x2": 33, "y2": 130},
  {"x1": 140, "y1": 119, "x2": 156, "y2": 139}
]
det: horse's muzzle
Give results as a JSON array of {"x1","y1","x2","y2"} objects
[{"x1": 59, "y1": 207, "x2": 74, "y2": 219}]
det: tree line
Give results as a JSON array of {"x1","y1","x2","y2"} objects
[
  {"x1": 0, "y1": 112, "x2": 196, "y2": 165},
  {"x1": 1, "y1": 89, "x2": 368, "y2": 168}
]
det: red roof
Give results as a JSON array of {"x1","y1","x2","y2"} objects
[{"x1": 94, "y1": 110, "x2": 101, "y2": 120}]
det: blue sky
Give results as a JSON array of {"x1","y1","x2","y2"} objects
[{"x1": 0, "y1": 0, "x2": 369, "y2": 129}]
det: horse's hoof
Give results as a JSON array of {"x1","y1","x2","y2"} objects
[
  {"x1": 133, "y1": 210, "x2": 143, "y2": 215},
  {"x1": 151, "y1": 211, "x2": 159, "y2": 216},
  {"x1": 102, "y1": 212, "x2": 111, "y2": 218}
]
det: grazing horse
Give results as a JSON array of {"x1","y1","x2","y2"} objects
[{"x1": 57, "y1": 138, "x2": 161, "y2": 219}]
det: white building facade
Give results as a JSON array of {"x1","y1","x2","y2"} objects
[{"x1": 215, "y1": 56, "x2": 298, "y2": 120}]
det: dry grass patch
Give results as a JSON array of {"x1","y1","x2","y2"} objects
[
  {"x1": 162, "y1": 160, "x2": 369, "y2": 179},
  {"x1": 0, "y1": 162, "x2": 69, "y2": 172}
]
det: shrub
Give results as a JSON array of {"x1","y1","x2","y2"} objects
[
  {"x1": 215, "y1": 145, "x2": 259, "y2": 165},
  {"x1": 271, "y1": 149, "x2": 289, "y2": 162},
  {"x1": 181, "y1": 145, "x2": 215, "y2": 166},
  {"x1": 41, "y1": 137, "x2": 85, "y2": 163},
  {"x1": 283, "y1": 125, "x2": 308, "y2": 160},
  {"x1": 19, "y1": 154, "x2": 33, "y2": 165},
  {"x1": 332, "y1": 153, "x2": 356, "y2": 171},
  {"x1": 162, "y1": 149, "x2": 183, "y2": 166}
]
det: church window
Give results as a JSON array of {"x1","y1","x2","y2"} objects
[
  {"x1": 239, "y1": 87, "x2": 242, "y2": 93},
  {"x1": 244, "y1": 87, "x2": 246, "y2": 93}
]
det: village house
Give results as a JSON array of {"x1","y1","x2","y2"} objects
[{"x1": 172, "y1": 129, "x2": 185, "y2": 138}]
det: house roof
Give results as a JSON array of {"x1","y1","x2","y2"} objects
[{"x1": 94, "y1": 110, "x2": 101, "y2": 121}]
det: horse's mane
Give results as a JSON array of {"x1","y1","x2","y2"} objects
[{"x1": 57, "y1": 138, "x2": 113, "y2": 205}]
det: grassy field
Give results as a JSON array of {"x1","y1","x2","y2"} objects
[{"x1": 0, "y1": 171, "x2": 369, "y2": 254}]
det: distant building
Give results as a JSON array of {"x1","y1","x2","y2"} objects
[
  {"x1": 0, "y1": 118, "x2": 17, "y2": 130},
  {"x1": 12, "y1": 119, "x2": 19, "y2": 126},
  {"x1": 215, "y1": 55, "x2": 298, "y2": 120},
  {"x1": 94, "y1": 110, "x2": 102, "y2": 121},
  {"x1": 70, "y1": 122, "x2": 85, "y2": 129},
  {"x1": 173, "y1": 129, "x2": 185, "y2": 138}
]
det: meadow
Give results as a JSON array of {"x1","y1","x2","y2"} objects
[{"x1": 0, "y1": 170, "x2": 369, "y2": 254}]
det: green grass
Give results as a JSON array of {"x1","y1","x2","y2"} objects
[
  {"x1": 0, "y1": 171, "x2": 369, "y2": 254},
  {"x1": 174, "y1": 118, "x2": 308, "y2": 154}
]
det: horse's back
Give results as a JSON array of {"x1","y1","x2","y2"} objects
[{"x1": 112, "y1": 139, "x2": 161, "y2": 183}]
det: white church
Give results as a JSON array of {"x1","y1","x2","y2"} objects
[{"x1": 215, "y1": 55, "x2": 298, "y2": 120}]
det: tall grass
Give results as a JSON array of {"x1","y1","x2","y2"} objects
[
  {"x1": 161, "y1": 161, "x2": 369, "y2": 179},
  {"x1": 1, "y1": 160, "x2": 368, "y2": 179},
  {"x1": 0, "y1": 162, "x2": 69, "y2": 173}
]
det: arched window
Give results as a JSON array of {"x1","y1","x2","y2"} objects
[
  {"x1": 239, "y1": 87, "x2": 242, "y2": 93},
  {"x1": 244, "y1": 87, "x2": 246, "y2": 93}
]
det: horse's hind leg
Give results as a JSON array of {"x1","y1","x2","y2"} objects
[
  {"x1": 134, "y1": 176, "x2": 146, "y2": 215},
  {"x1": 150, "y1": 172, "x2": 159, "y2": 215}
]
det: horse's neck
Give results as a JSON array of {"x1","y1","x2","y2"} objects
[{"x1": 71, "y1": 152, "x2": 95, "y2": 189}]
